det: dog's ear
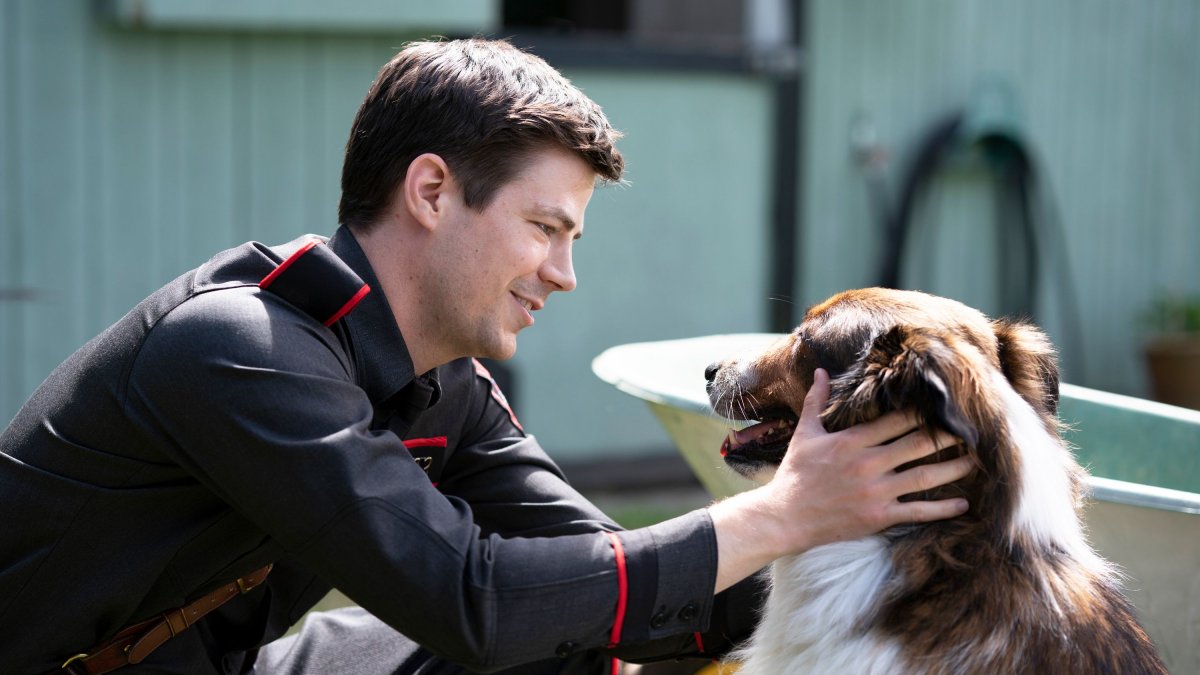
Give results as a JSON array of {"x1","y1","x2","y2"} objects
[
  {"x1": 991, "y1": 319, "x2": 1060, "y2": 416},
  {"x1": 822, "y1": 325, "x2": 981, "y2": 447}
]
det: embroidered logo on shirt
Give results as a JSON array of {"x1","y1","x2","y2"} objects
[{"x1": 403, "y1": 436, "x2": 447, "y2": 484}]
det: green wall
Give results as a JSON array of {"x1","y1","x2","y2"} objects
[
  {"x1": 799, "y1": 0, "x2": 1200, "y2": 395},
  {"x1": 0, "y1": 1, "x2": 774, "y2": 460}
]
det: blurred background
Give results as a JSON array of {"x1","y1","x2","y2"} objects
[{"x1": 2, "y1": 0, "x2": 1198, "y2": 490}]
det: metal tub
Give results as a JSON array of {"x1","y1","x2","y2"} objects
[{"x1": 594, "y1": 334, "x2": 1200, "y2": 673}]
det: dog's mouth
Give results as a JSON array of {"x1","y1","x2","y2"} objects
[{"x1": 719, "y1": 410, "x2": 798, "y2": 466}]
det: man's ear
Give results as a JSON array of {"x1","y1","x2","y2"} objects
[{"x1": 403, "y1": 153, "x2": 455, "y2": 232}]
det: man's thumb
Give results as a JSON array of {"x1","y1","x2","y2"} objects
[{"x1": 797, "y1": 368, "x2": 831, "y2": 434}]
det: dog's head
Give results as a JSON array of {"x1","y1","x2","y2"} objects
[{"x1": 706, "y1": 288, "x2": 1061, "y2": 511}]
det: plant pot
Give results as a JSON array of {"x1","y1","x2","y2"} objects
[{"x1": 1144, "y1": 336, "x2": 1200, "y2": 410}]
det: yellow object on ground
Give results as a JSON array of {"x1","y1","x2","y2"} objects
[{"x1": 694, "y1": 662, "x2": 739, "y2": 675}]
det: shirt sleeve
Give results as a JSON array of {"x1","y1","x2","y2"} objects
[
  {"x1": 432, "y1": 358, "x2": 619, "y2": 538},
  {"x1": 126, "y1": 289, "x2": 725, "y2": 669},
  {"x1": 436, "y1": 358, "x2": 763, "y2": 660}
]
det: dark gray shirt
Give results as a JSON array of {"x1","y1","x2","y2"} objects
[{"x1": 0, "y1": 228, "x2": 753, "y2": 673}]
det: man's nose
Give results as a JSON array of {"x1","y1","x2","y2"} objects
[{"x1": 542, "y1": 245, "x2": 576, "y2": 292}]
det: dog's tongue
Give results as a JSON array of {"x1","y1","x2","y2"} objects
[
  {"x1": 720, "y1": 419, "x2": 781, "y2": 456},
  {"x1": 735, "y1": 420, "x2": 779, "y2": 445}
]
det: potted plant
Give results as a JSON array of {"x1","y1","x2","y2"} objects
[{"x1": 1142, "y1": 291, "x2": 1200, "y2": 410}]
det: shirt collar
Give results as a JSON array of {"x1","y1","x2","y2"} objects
[{"x1": 328, "y1": 225, "x2": 423, "y2": 407}]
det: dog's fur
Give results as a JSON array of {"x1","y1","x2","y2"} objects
[{"x1": 706, "y1": 288, "x2": 1166, "y2": 674}]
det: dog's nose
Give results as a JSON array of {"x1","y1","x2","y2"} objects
[{"x1": 704, "y1": 363, "x2": 720, "y2": 383}]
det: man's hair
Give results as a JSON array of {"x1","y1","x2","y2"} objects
[{"x1": 338, "y1": 38, "x2": 624, "y2": 230}]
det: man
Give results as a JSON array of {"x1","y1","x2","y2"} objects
[{"x1": 0, "y1": 38, "x2": 970, "y2": 674}]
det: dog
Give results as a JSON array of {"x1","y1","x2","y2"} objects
[{"x1": 705, "y1": 288, "x2": 1166, "y2": 674}]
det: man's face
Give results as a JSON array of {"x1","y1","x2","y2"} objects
[{"x1": 425, "y1": 145, "x2": 595, "y2": 361}]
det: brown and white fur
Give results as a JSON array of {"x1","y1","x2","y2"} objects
[{"x1": 706, "y1": 288, "x2": 1166, "y2": 675}]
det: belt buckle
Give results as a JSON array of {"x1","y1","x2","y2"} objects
[{"x1": 61, "y1": 653, "x2": 89, "y2": 670}]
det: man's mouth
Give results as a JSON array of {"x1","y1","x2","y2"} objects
[
  {"x1": 719, "y1": 414, "x2": 798, "y2": 465},
  {"x1": 511, "y1": 292, "x2": 540, "y2": 326},
  {"x1": 511, "y1": 290, "x2": 545, "y2": 311}
]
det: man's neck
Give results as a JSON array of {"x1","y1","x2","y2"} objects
[{"x1": 350, "y1": 223, "x2": 448, "y2": 376}]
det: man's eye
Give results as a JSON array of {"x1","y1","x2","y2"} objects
[{"x1": 536, "y1": 222, "x2": 555, "y2": 236}]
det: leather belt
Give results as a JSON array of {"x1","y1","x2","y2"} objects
[{"x1": 58, "y1": 564, "x2": 272, "y2": 674}]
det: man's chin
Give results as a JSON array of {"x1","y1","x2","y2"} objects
[{"x1": 476, "y1": 334, "x2": 518, "y2": 362}]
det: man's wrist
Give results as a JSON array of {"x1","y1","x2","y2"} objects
[{"x1": 708, "y1": 487, "x2": 796, "y2": 593}]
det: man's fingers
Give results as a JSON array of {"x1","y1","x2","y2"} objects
[
  {"x1": 887, "y1": 495, "x2": 970, "y2": 525},
  {"x1": 885, "y1": 429, "x2": 962, "y2": 467},
  {"x1": 844, "y1": 409, "x2": 922, "y2": 448},
  {"x1": 891, "y1": 456, "x2": 975, "y2": 495},
  {"x1": 796, "y1": 368, "x2": 831, "y2": 432}
]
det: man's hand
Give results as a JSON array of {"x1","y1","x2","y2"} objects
[{"x1": 708, "y1": 368, "x2": 972, "y2": 593}]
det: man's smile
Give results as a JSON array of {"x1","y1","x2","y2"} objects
[{"x1": 511, "y1": 291, "x2": 539, "y2": 326}]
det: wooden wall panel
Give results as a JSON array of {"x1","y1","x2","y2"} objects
[
  {"x1": 176, "y1": 34, "x2": 238, "y2": 266},
  {"x1": 0, "y1": 2, "x2": 22, "y2": 417},
  {"x1": 18, "y1": 1, "x2": 90, "y2": 393}
]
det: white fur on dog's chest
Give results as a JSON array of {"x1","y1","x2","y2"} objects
[{"x1": 738, "y1": 537, "x2": 906, "y2": 674}]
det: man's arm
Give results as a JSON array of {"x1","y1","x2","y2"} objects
[
  {"x1": 440, "y1": 361, "x2": 968, "y2": 656},
  {"x1": 435, "y1": 358, "x2": 765, "y2": 661},
  {"x1": 708, "y1": 368, "x2": 971, "y2": 593},
  {"x1": 431, "y1": 358, "x2": 619, "y2": 538}
]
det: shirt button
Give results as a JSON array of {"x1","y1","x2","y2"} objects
[
  {"x1": 555, "y1": 641, "x2": 577, "y2": 658},
  {"x1": 650, "y1": 611, "x2": 668, "y2": 629},
  {"x1": 677, "y1": 603, "x2": 698, "y2": 622}
]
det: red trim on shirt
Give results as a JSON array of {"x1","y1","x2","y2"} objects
[
  {"x1": 693, "y1": 631, "x2": 706, "y2": 653},
  {"x1": 402, "y1": 436, "x2": 448, "y2": 449},
  {"x1": 604, "y1": 532, "x2": 628, "y2": 649},
  {"x1": 259, "y1": 239, "x2": 319, "y2": 289},
  {"x1": 323, "y1": 284, "x2": 371, "y2": 326},
  {"x1": 606, "y1": 532, "x2": 629, "y2": 675},
  {"x1": 472, "y1": 358, "x2": 523, "y2": 431}
]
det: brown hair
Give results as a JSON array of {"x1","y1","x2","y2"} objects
[{"x1": 338, "y1": 38, "x2": 624, "y2": 230}]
